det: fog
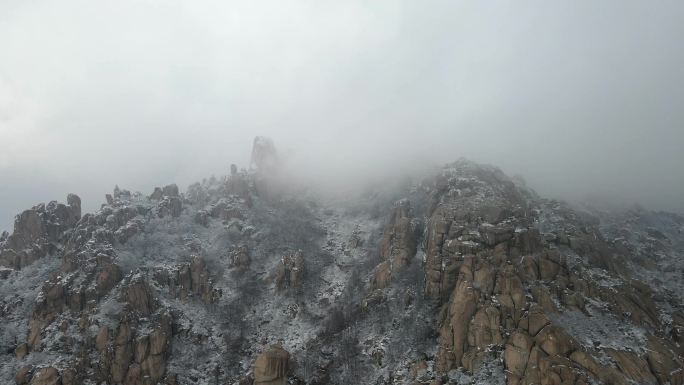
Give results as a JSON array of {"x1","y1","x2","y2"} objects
[{"x1": 1, "y1": 0, "x2": 683, "y2": 231}]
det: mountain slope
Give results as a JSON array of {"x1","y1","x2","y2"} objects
[{"x1": 1, "y1": 138, "x2": 682, "y2": 385}]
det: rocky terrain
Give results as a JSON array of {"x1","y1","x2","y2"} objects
[{"x1": 1, "y1": 137, "x2": 682, "y2": 385}]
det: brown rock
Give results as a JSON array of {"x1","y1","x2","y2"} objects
[
  {"x1": 494, "y1": 267, "x2": 527, "y2": 323},
  {"x1": 370, "y1": 261, "x2": 392, "y2": 290},
  {"x1": 95, "y1": 326, "x2": 110, "y2": 351},
  {"x1": 530, "y1": 285, "x2": 558, "y2": 314},
  {"x1": 15, "y1": 342, "x2": 28, "y2": 359},
  {"x1": 379, "y1": 199, "x2": 417, "y2": 269},
  {"x1": 520, "y1": 304, "x2": 550, "y2": 336},
  {"x1": 141, "y1": 354, "x2": 166, "y2": 381},
  {"x1": 509, "y1": 228, "x2": 543, "y2": 257},
  {"x1": 534, "y1": 325, "x2": 576, "y2": 356},
  {"x1": 134, "y1": 335, "x2": 150, "y2": 364},
  {"x1": 438, "y1": 278, "x2": 479, "y2": 371},
  {"x1": 124, "y1": 363, "x2": 142, "y2": 385},
  {"x1": 504, "y1": 331, "x2": 533, "y2": 377},
  {"x1": 29, "y1": 367, "x2": 60, "y2": 385},
  {"x1": 538, "y1": 252, "x2": 562, "y2": 281},
  {"x1": 467, "y1": 306, "x2": 502, "y2": 348},
  {"x1": 479, "y1": 224, "x2": 514, "y2": 246},
  {"x1": 569, "y1": 350, "x2": 629, "y2": 385},
  {"x1": 148, "y1": 328, "x2": 168, "y2": 355},
  {"x1": 115, "y1": 321, "x2": 132, "y2": 345},
  {"x1": 27, "y1": 320, "x2": 42, "y2": 350},
  {"x1": 605, "y1": 349, "x2": 657, "y2": 385},
  {"x1": 646, "y1": 335, "x2": 684, "y2": 385},
  {"x1": 124, "y1": 275, "x2": 155, "y2": 315},
  {"x1": 96, "y1": 261, "x2": 122, "y2": 295},
  {"x1": 15, "y1": 365, "x2": 33, "y2": 385},
  {"x1": 111, "y1": 342, "x2": 134, "y2": 383},
  {"x1": 371, "y1": 200, "x2": 417, "y2": 289},
  {"x1": 254, "y1": 345, "x2": 289, "y2": 385},
  {"x1": 461, "y1": 350, "x2": 489, "y2": 373}
]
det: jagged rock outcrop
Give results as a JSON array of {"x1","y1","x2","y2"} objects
[
  {"x1": 96, "y1": 311, "x2": 173, "y2": 385},
  {"x1": 147, "y1": 184, "x2": 184, "y2": 218},
  {"x1": 253, "y1": 345, "x2": 289, "y2": 385},
  {"x1": 0, "y1": 194, "x2": 81, "y2": 270},
  {"x1": 162, "y1": 184, "x2": 179, "y2": 197},
  {"x1": 275, "y1": 250, "x2": 305, "y2": 291},
  {"x1": 250, "y1": 136, "x2": 278, "y2": 172},
  {"x1": 123, "y1": 273, "x2": 157, "y2": 315},
  {"x1": 158, "y1": 196, "x2": 183, "y2": 218},
  {"x1": 152, "y1": 256, "x2": 222, "y2": 303}
]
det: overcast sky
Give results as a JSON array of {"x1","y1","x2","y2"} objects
[{"x1": 1, "y1": 0, "x2": 683, "y2": 231}]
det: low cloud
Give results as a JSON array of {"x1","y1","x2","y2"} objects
[{"x1": 1, "y1": 0, "x2": 683, "y2": 231}]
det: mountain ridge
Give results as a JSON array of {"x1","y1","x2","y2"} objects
[{"x1": 1, "y1": 138, "x2": 682, "y2": 385}]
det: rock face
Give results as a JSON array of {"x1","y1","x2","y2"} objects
[
  {"x1": 123, "y1": 274, "x2": 157, "y2": 315},
  {"x1": 95, "y1": 309, "x2": 173, "y2": 385},
  {"x1": 149, "y1": 184, "x2": 184, "y2": 218},
  {"x1": 254, "y1": 345, "x2": 289, "y2": 385},
  {"x1": 423, "y1": 163, "x2": 532, "y2": 302},
  {"x1": 0, "y1": 194, "x2": 81, "y2": 270},
  {"x1": 1, "y1": 140, "x2": 682, "y2": 385},
  {"x1": 371, "y1": 199, "x2": 418, "y2": 289}
]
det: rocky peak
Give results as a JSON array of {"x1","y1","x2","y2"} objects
[
  {"x1": 250, "y1": 136, "x2": 278, "y2": 172},
  {"x1": 0, "y1": 194, "x2": 81, "y2": 271}
]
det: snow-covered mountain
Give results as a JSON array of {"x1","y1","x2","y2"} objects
[{"x1": 1, "y1": 138, "x2": 682, "y2": 385}]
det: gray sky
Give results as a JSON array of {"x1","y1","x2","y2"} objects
[{"x1": 1, "y1": 0, "x2": 683, "y2": 231}]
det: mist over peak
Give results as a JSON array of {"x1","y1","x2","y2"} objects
[{"x1": 1, "y1": 0, "x2": 683, "y2": 227}]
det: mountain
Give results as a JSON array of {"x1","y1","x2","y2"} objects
[{"x1": 1, "y1": 137, "x2": 682, "y2": 385}]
